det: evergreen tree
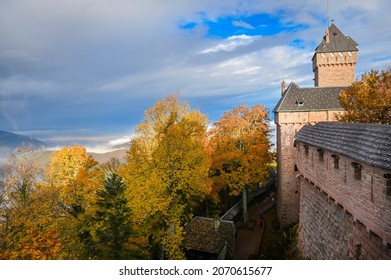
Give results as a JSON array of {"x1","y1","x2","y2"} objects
[{"x1": 93, "y1": 173, "x2": 133, "y2": 259}]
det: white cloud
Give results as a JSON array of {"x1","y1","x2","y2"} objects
[
  {"x1": 0, "y1": 0, "x2": 390, "y2": 142},
  {"x1": 199, "y1": 35, "x2": 259, "y2": 54},
  {"x1": 232, "y1": 20, "x2": 255, "y2": 30},
  {"x1": 108, "y1": 135, "x2": 134, "y2": 147}
]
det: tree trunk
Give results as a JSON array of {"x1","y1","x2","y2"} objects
[
  {"x1": 205, "y1": 199, "x2": 209, "y2": 218},
  {"x1": 242, "y1": 186, "x2": 248, "y2": 223}
]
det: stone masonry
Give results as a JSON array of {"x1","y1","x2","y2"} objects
[
  {"x1": 275, "y1": 109, "x2": 341, "y2": 226},
  {"x1": 273, "y1": 23, "x2": 357, "y2": 228},
  {"x1": 313, "y1": 51, "x2": 357, "y2": 87},
  {"x1": 312, "y1": 23, "x2": 358, "y2": 87},
  {"x1": 296, "y1": 122, "x2": 391, "y2": 259}
]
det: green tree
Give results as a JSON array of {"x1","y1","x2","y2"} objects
[
  {"x1": 209, "y1": 105, "x2": 273, "y2": 223},
  {"x1": 337, "y1": 67, "x2": 391, "y2": 124},
  {"x1": 91, "y1": 173, "x2": 133, "y2": 259}
]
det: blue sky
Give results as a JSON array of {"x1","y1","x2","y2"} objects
[{"x1": 0, "y1": 0, "x2": 390, "y2": 151}]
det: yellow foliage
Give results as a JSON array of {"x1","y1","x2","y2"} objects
[
  {"x1": 0, "y1": 185, "x2": 63, "y2": 260},
  {"x1": 123, "y1": 95, "x2": 211, "y2": 259},
  {"x1": 45, "y1": 145, "x2": 100, "y2": 207},
  {"x1": 43, "y1": 145, "x2": 101, "y2": 258}
]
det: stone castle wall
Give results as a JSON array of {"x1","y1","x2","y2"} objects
[
  {"x1": 313, "y1": 51, "x2": 357, "y2": 87},
  {"x1": 296, "y1": 142, "x2": 391, "y2": 259},
  {"x1": 275, "y1": 110, "x2": 341, "y2": 227},
  {"x1": 276, "y1": 123, "x2": 301, "y2": 226}
]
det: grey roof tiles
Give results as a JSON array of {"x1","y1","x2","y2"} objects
[
  {"x1": 273, "y1": 82, "x2": 345, "y2": 112},
  {"x1": 296, "y1": 122, "x2": 391, "y2": 170},
  {"x1": 314, "y1": 23, "x2": 358, "y2": 54}
]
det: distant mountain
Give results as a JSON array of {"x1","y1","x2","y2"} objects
[
  {"x1": 0, "y1": 130, "x2": 49, "y2": 161},
  {"x1": 0, "y1": 130, "x2": 128, "y2": 166},
  {"x1": 0, "y1": 130, "x2": 47, "y2": 147},
  {"x1": 21, "y1": 149, "x2": 128, "y2": 170},
  {"x1": 88, "y1": 149, "x2": 127, "y2": 164},
  {"x1": 112, "y1": 142, "x2": 130, "y2": 150}
]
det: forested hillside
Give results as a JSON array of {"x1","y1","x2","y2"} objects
[{"x1": 0, "y1": 95, "x2": 274, "y2": 260}]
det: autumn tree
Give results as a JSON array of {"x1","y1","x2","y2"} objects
[
  {"x1": 44, "y1": 145, "x2": 101, "y2": 258},
  {"x1": 123, "y1": 95, "x2": 211, "y2": 259},
  {"x1": 337, "y1": 67, "x2": 391, "y2": 124},
  {"x1": 0, "y1": 145, "x2": 62, "y2": 259},
  {"x1": 209, "y1": 104, "x2": 273, "y2": 223},
  {"x1": 0, "y1": 145, "x2": 41, "y2": 207}
]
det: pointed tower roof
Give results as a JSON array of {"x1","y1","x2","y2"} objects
[{"x1": 314, "y1": 23, "x2": 358, "y2": 54}]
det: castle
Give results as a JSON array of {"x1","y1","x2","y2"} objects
[
  {"x1": 274, "y1": 24, "x2": 391, "y2": 259},
  {"x1": 274, "y1": 23, "x2": 358, "y2": 227}
]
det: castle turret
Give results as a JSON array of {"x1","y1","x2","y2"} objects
[{"x1": 312, "y1": 23, "x2": 358, "y2": 87}]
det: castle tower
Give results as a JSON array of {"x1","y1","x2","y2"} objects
[
  {"x1": 273, "y1": 24, "x2": 358, "y2": 227},
  {"x1": 312, "y1": 23, "x2": 358, "y2": 87}
]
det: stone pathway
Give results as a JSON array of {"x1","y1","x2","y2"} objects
[{"x1": 234, "y1": 196, "x2": 276, "y2": 259}]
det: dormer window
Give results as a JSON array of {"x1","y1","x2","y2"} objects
[{"x1": 295, "y1": 98, "x2": 304, "y2": 107}]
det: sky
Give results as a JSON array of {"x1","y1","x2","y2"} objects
[{"x1": 1, "y1": 0, "x2": 391, "y2": 151}]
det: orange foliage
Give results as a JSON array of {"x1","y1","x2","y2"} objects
[
  {"x1": 209, "y1": 104, "x2": 273, "y2": 196},
  {"x1": 338, "y1": 67, "x2": 391, "y2": 124}
]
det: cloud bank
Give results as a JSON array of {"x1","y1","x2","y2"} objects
[{"x1": 0, "y1": 0, "x2": 390, "y2": 146}]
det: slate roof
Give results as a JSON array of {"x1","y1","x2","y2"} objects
[
  {"x1": 273, "y1": 82, "x2": 345, "y2": 112},
  {"x1": 296, "y1": 122, "x2": 391, "y2": 170},
  {"x1": 183, "y1": 217, "x2": 235, "y2": 256},
  {"x1": 314, "y1": 23, "x2": 358, "y2": 54}
]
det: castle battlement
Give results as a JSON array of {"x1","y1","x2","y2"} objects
[
  {"x1": 312, "y1": 23, "x2": 358, "y2": 87},
  {"x1": 296, "y1": 122, "x2": 391, "y2": 259}
]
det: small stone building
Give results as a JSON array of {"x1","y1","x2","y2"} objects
[
  {"x1": 295, "y1": 122, "x2": 391, "y2": 259},
  {"x1": 183, "y1": 217, "x2": 235, "y2": 260}
]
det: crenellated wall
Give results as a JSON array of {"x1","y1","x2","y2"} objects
[
  {"x1": 296, "y1": 142, "x2": 391, "y2": 259},
  {"x1": 313, "y1": 51, "x2": 357, "y2": 87}
]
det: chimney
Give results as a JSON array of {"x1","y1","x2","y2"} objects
[
  {"x1": 214, "y1": 219, "x2": 220, "y2": 231},
  {"x1": 325, "y1": 27, "x2": 330, "y2": 43},
  {"x1": 281, "y1": 80, "x2": 286, "y2": 95}
]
